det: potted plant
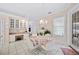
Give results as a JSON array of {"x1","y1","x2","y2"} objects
[{"x1": 44, "y1": 30, "x2": 51, "y2": 36}]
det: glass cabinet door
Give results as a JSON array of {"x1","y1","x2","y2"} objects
[
  {"x1": 72, "y1": 11, "x2": 79, "y2": 47},
  {"x1": 10, "y1": 19, "x2": 14, "y2": 28},
  {"x1": 72, "y1": 13, "x2": 77, "y2": 46},
  {"x1": 76, "y1": 11, "x2": 79, "y2": 47},
  {"x1": 16, "y1": 20, "x2": 19, "y2": 28}
]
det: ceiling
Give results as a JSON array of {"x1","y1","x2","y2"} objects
[{"x1": 0, "y1": 3, "x2": 76, "y2": 20}]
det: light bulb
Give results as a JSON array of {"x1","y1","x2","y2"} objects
[{"x1": 40, "y1": 19, "x2": 44, "y2": 24}]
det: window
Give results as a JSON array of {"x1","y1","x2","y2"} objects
[{"x1": 53, "y1": 17, "x2": 64, "y2": 36}]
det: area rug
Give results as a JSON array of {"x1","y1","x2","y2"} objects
[
  {"x1": 61, "y1": 48, "x2": 78, "y2": 55},
  {"x1": 28, "y1": 46, "x2": 54, "y2": 55}
]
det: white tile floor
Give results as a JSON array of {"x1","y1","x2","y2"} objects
[{"x1": 0, "y1": 40, "x2": 69, "y2": 55}]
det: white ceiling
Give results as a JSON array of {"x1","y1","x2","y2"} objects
[{"x1": 0, "y1": 3, "x2": 75, "y2": 20}]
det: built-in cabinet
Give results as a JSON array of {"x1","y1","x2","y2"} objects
[
  {"x1": 10, "y1": 18, "x2": 26, "y2": 29},
  {"x1": 9, "y1": 18, "x2": 27, "y2": 34}
]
